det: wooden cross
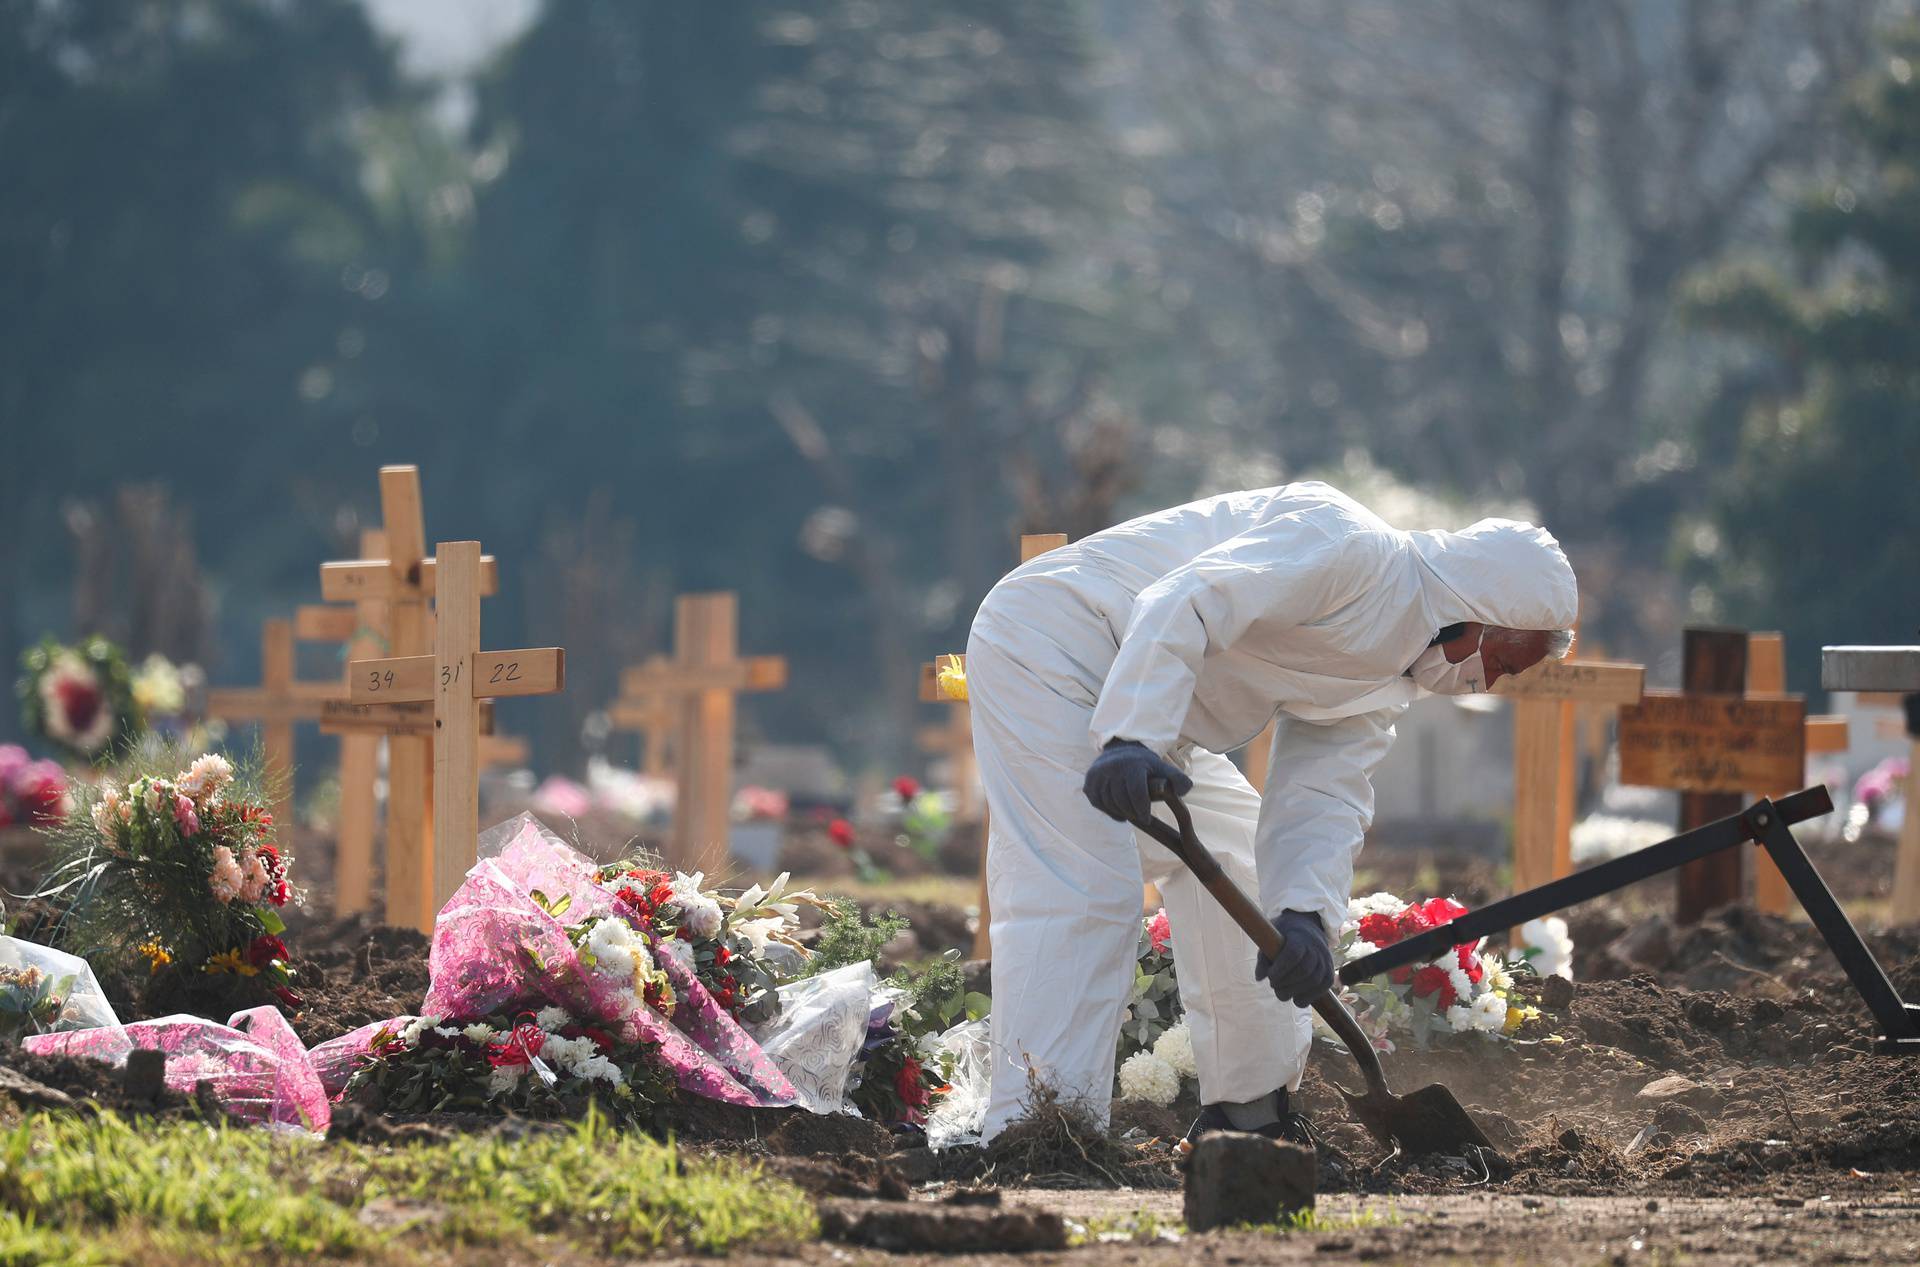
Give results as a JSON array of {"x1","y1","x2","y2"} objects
[
  {"x1": 206, "y1": 618, "x2": 345, "y2": 836},
  {"x1": 1823, "y1": 644, "x2": 1920, "y2": 922},
  {"x1": 348, "y1": 541, "x2": 564, "y2": 918},
  {"x1": 1618, "y1": 628, "x2": 1810, "y2": 923},
  {"x1": 607, "y1": 655, "x2": 684, "y2": 778},
  {"x1": 318, "y1": 467, "x2": 498, "y2": 930},
  {"x1": 1492, "y1": 648, "x2": 1646, "y2": 891},
  {"x1": 1746, "y1": 633, "x2": 1850, "y2": 915},
  {"x1": 613, "y1": 593, "x2": 786, "y2": 876},
  {"x1": 295, "y1": 586, "x2": 383, "y2": 918},
  {"x1": 917, "y1": 653, "x2": 979, "y2": 823}
]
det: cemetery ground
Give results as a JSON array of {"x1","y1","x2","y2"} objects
[{"x1": 0, "y1": 818, "x2": 1914, "y2": 1263}]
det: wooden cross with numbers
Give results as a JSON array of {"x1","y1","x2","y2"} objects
[
  {"x1": 1823, "y1": 644, "x2": 1920, "y2": 922},
  {"x1": 348, "y1": 541, "x2": 564, "y2": 918},
  {"x1": 615, "y1": 594, "x2": 786, "y2": 875},
  {"x1": 1492, "y1": 645, "x2": 1646, "y2": 891},
  {"x1": 206, "y1": 618, "x2": 347, "y2": 838},
  {"x1": 1618, "y1": 628, "x2": 1812, "y2": 923},
  {"x1": 607, "y1": 655, "x2": 684, "y2": 778},
  {"x1": 318, "y1": 467, "x2": 499, "y2": 929}
]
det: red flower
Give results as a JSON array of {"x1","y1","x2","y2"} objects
[
  {"x1": 271, "y1": 986, "x2": 304, "y2": 1010},
  {"x1": 1410, "y1": 965, "x2": 1457, "y2": 1011},
  {"x1": 893, "y1": 775, "x2": 921, "y2": 801},
  {"x1": 241, "y1": 805, "x2": 273, "y2": 827},
  {"x1": 895, "y1": 1056, "x2": 931, "y2": 1110},
  {"x1": 1356, "y1": 913, "x2": 1400, "y2": 947},
  {"x1": 270, "y1": 879, "x2": 291, "y2": 907},
  {"x1": 1393, "y1": 906, "x2": 1432, "y2": 940},
  {"x1": 53, "y1": 675, "x2": 103, "y2": 736},
  {"x1": 648, "y1": 882, "x2": 675, "y2": 910},
  {"x1": 716, "y1": 945, "x2": 732, "y2": 965},
  {"x1": 1147, "y1": 908, "x2": 1172, "y2": 954},
  {"x1": 828, "y1": 818, "x2": 856, "y2": 848},
  {"x1": 1420, "y1": 897, "x2": 1468, "y2": 926},
  {"x1": 1390, "y1": 965, "x2": 1415, "y2": 985},
  {"x1": 568, "y1": 1026, "x2": 617, "y2": 1054},
  {"x1": 1456, "y1": 943, "x2": 1484, "y2": 984},
  {"x1": 245, "y1": 934, "x2": 289, "y2": 969},
  {"x1": 487, "y1": 1023, "x2": 547, "y2": 1068}
]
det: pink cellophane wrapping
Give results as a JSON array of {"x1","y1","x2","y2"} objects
[
  {"x1": 412, "y1": 813, "x2": 794, "y2": 1107},
  {"x1": 24, "y1": 1006, "x2": 330, "y2": 1134},
  {"x1": 308, "y1": 1017, "x2": 413, "y2": 1097}
]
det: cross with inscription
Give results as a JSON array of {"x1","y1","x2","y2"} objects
[
  {"x1": 348, "y1": 541, "x2": 565, "y2": 918},
  {"x1": 206, "y1": 617, "x2": 346, "y2": 836}
]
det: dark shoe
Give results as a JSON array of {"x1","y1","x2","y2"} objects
[{"x1": 1178, "y1": 1093, "x2": 1319, "y2": 1153}]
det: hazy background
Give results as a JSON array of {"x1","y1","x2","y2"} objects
[{"x1": 6, "y1": 0, "x2": 1919, "y2": 777}]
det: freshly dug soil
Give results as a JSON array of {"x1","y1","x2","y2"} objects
[{"x1": 282, "y1": 914, "x2": 431, "y2": 1047}]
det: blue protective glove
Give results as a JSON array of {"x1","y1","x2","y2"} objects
[
  {"x1": 1081, "y1": 739, "x2": 1193, "y2": 825},
  {"x1": 1255, "y1": 910, "x2": 1335, "y2": 1007}
]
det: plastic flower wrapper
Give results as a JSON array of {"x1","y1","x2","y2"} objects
[
  {"x1": 747, "y1": 961, "x2": 876, "y2": 1115},
  {"x1": 922, "y1": 1016, "x2": 992, "y2": 1151},
  {"x1": 26, "y1": 1005, "x2": 329, "y2": 1134},
  {"x1": 422, "y1": 814, "x2": 796, "y2": 1107},
  {"x1": 0, "y1": 936, "x2": 119, "y2": 1041}
]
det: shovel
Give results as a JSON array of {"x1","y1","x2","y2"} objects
[{"x1": 1133, "y1": 779, "x2": 1495, "y2": 1158}]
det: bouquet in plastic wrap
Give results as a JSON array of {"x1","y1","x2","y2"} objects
[
  {"x1": 0, "y1": 935, "x2": 119, "y2": 1041},
  {"x1": 25, "y1": 1005, "x2": 330, "y2": 1134},
  {"x1": 317, "y1": 814, "x2": 798, "y2": 1115},
  {"x1": 34, "y1": 751, "x2": 299, "y2": 1008}
]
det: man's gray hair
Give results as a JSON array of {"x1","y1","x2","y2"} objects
[{"x1": 1543, "y1": 629, "x2": 1576, "y2": 660}]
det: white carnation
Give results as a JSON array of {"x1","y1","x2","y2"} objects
[
  {"x1": 1343, "y1": 939, "x2": 1381, "y2": 964},
  {"x1": 534, "y1": 1005, "x2": 572, "y2": 1032},
  {"x1": 487, "y1": 1065, "x2": 525, "y2": 1097},
  {"x1": 1348, "y1": 892, "x2": 1410, "y2": 918},
  {"x1": 585, "y1": 918, "x2": 639, "y2": 982},
  {"x1": 1518, "y1": 916, "x2": 1575, "y2": 980},
  {"x1": 463, "y1": 1023, "x2": 496, "y2": 1045},
  {"x1": 1468, "y1": 991, "x2": 1509, "y2": 1033},
  {"x1": 1117, "y1": 1051, "x2": 1181, "y2": 1107},
  {"x1": 1446, "y1": 965, "x2": 1475, "y2": 1003},
  {"x1": 1443, "y1": 1004, "x2": 1474, "y2": 1032},
  {"x1": 682, "y1": 895, "x2": 723, "y2": 939},
  {"x1": 1151, "y1": 1023, "x2": 1198, "y2": 1079},
  {"x1": 397, "y1": 1015, "x2": 442, "y2": 1049},
  {"x1": 656, "y1": 936, "x2": 697, "y2": 974}
]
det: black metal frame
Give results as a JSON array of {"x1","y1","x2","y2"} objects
[{"x1": 1339, "y1": 786, "x2": 1920, "y2": 1053}]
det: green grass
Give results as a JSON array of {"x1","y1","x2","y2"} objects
[
  {"x1": 815, "y1": 873, "x2": 979, "y2": 909},
  {"x1": 1070, "y1": 1202, "x2": 1406, "y2": 1245},
  {"x1": 0, "y1": 1107, "x2": 816, "y2": 1265}
]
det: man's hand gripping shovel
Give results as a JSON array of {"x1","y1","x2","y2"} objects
[{"x1": 1135, "y1": 778, "x2": 1497, "y2": 1159}]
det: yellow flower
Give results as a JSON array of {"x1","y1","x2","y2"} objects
[
  {"x1": 936, "y1": 657, "x2": 968, "y2": 702},
  {"x1": 203, "y1": 949, "x2": 258, "y2": 978},
  {"x1": 136, "y1": 942, "x2": 173, "y2": 975},
  {"x1": 1503, "y1": 1003, "x2": 1541, "y2": 1035}
]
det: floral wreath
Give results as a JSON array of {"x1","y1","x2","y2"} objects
[{"x1": 17, "y1": 637, "x2": 144, "y2": 762}]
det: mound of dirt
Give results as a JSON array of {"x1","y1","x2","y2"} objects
[{"x1": 284, "y1": 916, "x2": 431, "y2": 1047}]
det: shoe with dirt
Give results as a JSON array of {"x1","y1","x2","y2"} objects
[{"x1": 1177, "y1": 1097, "x2": 1319, "y2": 1154}]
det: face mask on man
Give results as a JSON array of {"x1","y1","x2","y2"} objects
[{"x1": 1409, "y1": 635, "x2": 1487, "y2": 694}]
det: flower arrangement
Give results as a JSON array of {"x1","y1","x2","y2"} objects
[
  {"x1": 130, "y1": 653, "x2": 212, "y2": 749},
  {"x1": 0, "y1": 964, "x2": 75, "y2": 1042},
  {"x1": 37, "y1": 751, "x2": 299, "y2": 1006},
  {"x1": 1333, "y1": 892, "x2": 1549, "y2": 1050},
  {"x1": 594, "y1": 862, "x2": 814, "y2": 1024},
  {"x1": 0, "y1": 745, "x2": 70, "y2": 828},
  {"x1": 17, "y1": 637, "x2": 144, "y2": 762},
  {"x1": 341, "y1": 1005, "x2": 676, "y2": 1122},
  {"x1": 1112, "y1": 907, "x2": 1194, "y2": 1106}
]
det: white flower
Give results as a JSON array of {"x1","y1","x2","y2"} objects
[
  {"x1": 177, "y1": 753, "x2": 233, "y2": 804},
  {"x1": 1343, "y1": 939, "x2": 1381, "y2": 964},
  {"x1": 1517, "y1": 917, "x2": 1575, "y2": 981},
  {"x1": 1348, "y1": 892, "x2": 1410, "y2": 919},
  {"x1": 1445, "y1": 965, "x2": 1475, "y2": 1004},
  {"x1": 1151, "y1": 1023, "x2": 1197, "y2": 1079},
  {"x1": 656, "y1": 937, "x2": 696, "y2": 974},
  {"x1": 733, "y1": 916, "x2": 782, "y2": 953},
  {"x1": 584, "y1": 918, "x2": 639, "y2": 984},
  {"x1": 1117, "y1": 1051, "x2": 1181, "y2": 1107},
  {"x1": 463, "y1": 1023, "x2": 496, "y2": 1045},
  {"x1": 1443, "y1": 1004, "x2": 1474, "y2": 1032},
  {"x1": 537, "y1": 1034, "x2": 625, "y2": 1087},
  {"x1": 1468, "y1": 992, "x2": 1509, "y2": 1033},
  {"x1": 671, "y1": 874, "x2": 724, "y2": 939},
  {"x1": 398, "y1": 1015, "x2": 443, "y2": 1049},
  {"x1": 432, "y1": 1026, "x2": 461, "y2": 1040},
  {"x1": 142, "y1": 782, "x2": 165, "y2": 816},
  {"x1": 487, "y1": 1064, "x2": 525, "y2": 1097},
  {"x1": 1480, "y1": 954, "x2": 1513, "y2": 995},
  {"x1": 534, "y1": 1005, "x2": 572, "y2": 1032}
]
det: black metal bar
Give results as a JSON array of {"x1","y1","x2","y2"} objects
[
  {"x1": 1749, "y1": 799, "x2": 1920, "y2": 1047},
  {"x1": 1339, "y1": 786, "x2": 1835, "y2": 987}
]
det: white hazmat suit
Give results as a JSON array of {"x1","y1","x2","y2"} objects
[{"x1": 968, "y1": 482, "x2": 1577, "y2": 1140}]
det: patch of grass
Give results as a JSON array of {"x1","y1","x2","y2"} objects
[
  {"x1": 1069, "y1": 1202, "x2": 1406, "y2": 1245},
  {"x1": 0, "y1": 1107, "x2": 816, "y2": 1264},
  {"x1": 815, "y1": 874, "x2": 978, "y2": 909}
]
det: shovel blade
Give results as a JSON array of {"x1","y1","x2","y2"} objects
[{"x1": 1340, "y1": 1083, "x2": 1497, "y2": 1158}]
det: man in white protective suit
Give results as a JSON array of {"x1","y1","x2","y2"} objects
[{"x1": 966, "y1": 481, "x2": 1578, "y2": 1145}]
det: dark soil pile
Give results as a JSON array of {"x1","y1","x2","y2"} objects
[{"x1": 282, "y1": 915, "x2": 431, "y2": 1047}]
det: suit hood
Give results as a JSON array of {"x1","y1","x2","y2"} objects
[{"x1": 1406, "y1": 518, "x2": 1578, "y2": 632}]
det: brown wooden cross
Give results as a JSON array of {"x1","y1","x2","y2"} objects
[
  {"x1": 1492, "y1": 647, "x2": 1646, "y2": 891},
  {"x1": 607, "y1": 654, "x2": 684, "y2": 778},
  {"x1": 1618, "y1": 628, "x2": 1810, "y2": 923},
  {"x1": 206, "y1": 618, "x2": 345, "y2": 836},
  {"x1": 917, "y1": 653, "x2": 979, "y2": 823},
  {"x1": 317, "y1": 467, "x2": 498, "y2": 929},
  {"x1": 349, "y1": 541, "x2": 565, "y2": 919},
  {"x1": 1745, "y1": 632, "x2": 1849, "y2": 915},
  {"x1": 612, "y1": 594, "x2": 786, "y2": 875},
  {"x1": 1823, "y1": 644, "x2": 1920, "y2": 922},
  {"x1": 295, "y1": 587, "x2": 383, "y2": 918}
]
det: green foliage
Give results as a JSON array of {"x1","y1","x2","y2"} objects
[
  {"x1": 0, "y1": 1107, "x2": 816, "y2": 1262},
  {"x1": 805, "y1": 900, "x2": 910, "y2": 975},
  {"x1": 1683, "y1": 27, "x2": 1920, "y2": 668}
]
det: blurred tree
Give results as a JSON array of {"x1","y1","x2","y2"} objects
[
  {"x1": 0, "y1": 0, "x2": 422, "y2": 738},
  {"x1": 1683, "y1": 29, "x2": 1920, "y2": 689}
]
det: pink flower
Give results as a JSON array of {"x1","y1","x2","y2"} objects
[
  {"x1": 1147, "y1": 907, "x2": 1172, "y2": 954},
  {"x1": 893, "y1": 775, "x2": 921, "y2": 801},
  {"x1": 171, "y1": 792, "x2": 200, "y2": 838},
  {"x1": 239, "y1": 851, "x2": 269, "y2": 904},
  {"x1": 209, "y1": 846, "x2": 242, "y2": 903}
]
